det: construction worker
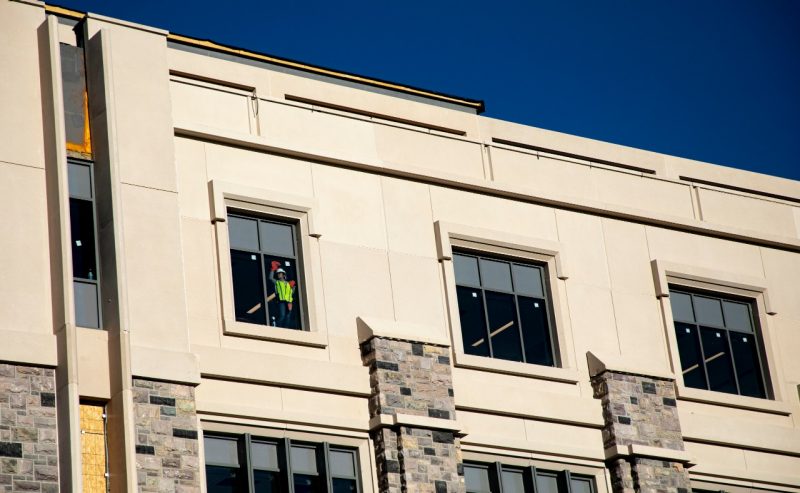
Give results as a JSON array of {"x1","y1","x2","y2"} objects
[{"x1": 269, "y1": 261, "x2": 296, "y2": 328}]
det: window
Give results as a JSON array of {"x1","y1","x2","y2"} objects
[
  {"x1": 68, "y1": 159, "x2": 101, "y2": 328},
  {"x1": 204, "y1": 435, "x2": 360, "y2": 493},
  {"x1": 669, "y1": 288, "x2": 768, "y2": 399},
  {"x1": 228, "y1": 212, "x2": 304, "y2": 330},
  {"x1": 453, "y1": 251, "x2": 556, "y2": 366},
  {"x1": 464, "y1": 462, "x2": 595, "y2": 493}
]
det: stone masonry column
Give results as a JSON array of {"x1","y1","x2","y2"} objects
[
  {"x1": 359, "y1": 321, "x2": 465, "y2": 493},
  {"x1": 0, "y1": 364, "x2": 59, "y2": 493},
  {"x1": 588, "y1": 353, "x2": 693, "y2": 493},
  {"x1": 131, "y1": 378, "x2": 200, "y2": 492}
]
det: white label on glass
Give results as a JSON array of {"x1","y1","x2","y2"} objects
[
  {"x1": 534, "y1": 302, "x2": 540, "y2": 308},
  {"x1": 75, "y1": 240, "x2": 82, "y2": 246},
  {"x1": 716, "y1": 332, "x2": 721, "y2": 338},
  {"x1": 251, "y1": 255, "x2": 257, "y2": 260},
  {"x1": 743, "y1": 337, "x2": 748, "y2": 342},
  {"x1": 472, "y1": 292, "x2": 478, "y2": 298},
  {"x1": 285, "y1": 261, "x2": 291, "y2": 266},
  {"x1": 685, "y1": 328, "x2": 691, "y2": 333}
]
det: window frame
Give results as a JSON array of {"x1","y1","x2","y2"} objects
[
  {"x1": 201, "y1": 429, "x2": 367, "y2": 493},
  {"x1": 452, "y1": 249, "x2": 558, "y2": 367},
  {"x1": 651, "y1": 259, "x2": 789, "y2": 414},
  {"x1": 463, "y1": 459, "x2": 600, "y2": 493},
  {"x1": 211, "y1": 180, "x2": 327, "y2": 348},
  {"x1": 435, "y1": 221, "x2": 580, "y2": 384}
]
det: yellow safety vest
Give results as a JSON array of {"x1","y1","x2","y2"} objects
[{"x1": 275, "y1": 280, "x2": 293, "y2": 302}]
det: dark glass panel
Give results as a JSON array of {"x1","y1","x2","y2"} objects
[
  {"x1": 254, "y1": 470, "x2": 281, "y2": 493},
  {"x1": 693, "y1": 296, "x2": 724, "y2": 327},
  {"x1": 265, "y1": 255, "x2": 301, "y2": 329},
  {"x1": 457, "y1": 286, "x2": 490, "y2": 357},
  {"x1": 205, "y1": 465, "x2": 242, "y2": 493},
  {"x1": 454, "y1": 254, "x2": 480, "y2": 286},
  {"x1": 464, "y1": 465, "x2": 491, "y2": 493},
  {"x1": 259, "y1": 220, "x2": 295, "y2": 257},
  {"x1": 731, "y1": 333, "x2": 766, "y2": 398},
  {"x1": 511, "y1": 263, "x2": 544, "y2": 297},
  {"x1": 332, "y1": 478, "x2": 358, "y2": 493},
  {"x1": 535, "y1": 472, "x2": 559, "y2": 493},
  {"x1": 293, "y1": 474, "x2": 321, "y2": 493},
  {"x1": 231, "y1": 250, "x2": 266, "y2": 325},
  {"x1": 518, "y1": 296, "x2": 554, "y2": 366},
  {"x1": 479, "y1": 258, "x2": 513, "y2": 292},
  {"x1": 722, "y1": 300, "x2": 753, "y2": 333},
  {"x1": 484, "y1": 291, "x2": 522, "y2": 362},
  {"x1": 70, "y1": 198, "x2": 97, "y2": 280},
  {"x1": 669, "y1": 291, "x2": 694, "y2": 323},
  {"x1": 700, "y1": 327, "x2": 737, "y2": 394},
  {"x1": 228, "y1": 215, "x2": 260, "y2": 251},
  {"x1": 674, "y1": 322, "x2": 707, "y2": 390},
  {"x1": 501, "y1": 469, "x2": 525, "y2": 493}
]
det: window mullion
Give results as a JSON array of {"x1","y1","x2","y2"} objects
[
  {"x1": 280, "y1": 437, "x2": 295, "y2": 493},
  {"x1": 258, "y1": 254, "x2": 271, "y2": 326},
  {"x1": 243, "y1": 434, "x2": 255, "y2": 493},
  {"x1": 319, "y1": 442, "x2": 333, "y2": 493},
  {"x1": 525, "y1": 466, "x2": 538, "y2": 493},
  {"x1": 481, "y1": 289, "x2": 494, "y2": 358},
  {"x1": 490, "y1": 462, "x2": 504, "y2": 493},
  {"x1": 693, "y1": 322, "x2": 711, "y2": 391},
  {"x1": 513, "y1": 294, "x2": 527, "y2": 363},
  {"x1": 723, "y1": 329, "x2": 742, "y2": 395},
  {"x1": 557, "y1": 470, "x2": 572, "y2": 493}
]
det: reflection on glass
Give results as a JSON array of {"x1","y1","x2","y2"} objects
[
  {"x1": 464, "y1": 465, "x2": 491, "y2": 493},
  {"x1": 722, "y1": 301, "x2": 753, "y2": 333},
  {"x1": 260, "y1": 221, "x2": 295, "y2": 257},
  {"x1": 693, "y1": 296, "x2": 724, "y2": 327},
  {"x1": 293, "y1": 474, "x2": 321, "y2": 493},
  {"x1": 511, "y1": 264, "x2": 543, "y2": 297},
  {"x1": 253, "y1": 470, "x2": 280, "y2": 493},
  {"x1": 731, "y1": 333, "x2": 765, "y2": 398},
  {"x1": 670, "y1": 292, "x2": 694, "y2": 322},
  {"x1": 454, "y1": 254, "x2": 480, "y2": 286},
  {"x1": 333, "y1": 478, "x2": 358, "y2": 493},
  {"x1": 570, "y1": 477, "x2": 594, "y2": 493},
  {"x1": 501, "y1": 469, "x2": 525, "y2": 493},
  {"x1": 228, "y1": 215, "x2": 260, "y2": 251},
  {"x1": 536, "y1": 473, "x2": 559, "y2": 493},
  {"x1": 329, "y1": 450, "x2": 356, "y2": 478},
  {"x1": 485, "y1": 291, "x2": 522, "y2": 362},
  {"x1": 206, "y1": 465, "x2": 242, "y2": 493},
  {"x1": 479, "y1": 258, "x2": 512, "y2": 292}
]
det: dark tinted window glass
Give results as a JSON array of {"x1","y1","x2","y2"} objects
[
  {"x1": 206, "y1": 465, "x2": 243, "y2": 493},
  {"x1": 229, "y1": 216, "x2": 260, "y2": 251},
  {"x1": 457, "y1": 286, "x2": 489, "y2": 357},
  {"x1": 231, "y1": 250, "x2": 266, "y2": 325},
  {"x1": 731, "y1": 333, "x2": 766, "y2": 398},
  {"x1": 479, "y1": 258, "x2": 512, "y2": 292},
  {"x1": 675, "y1": 323, "x2": 707, "y2": 390},
  {"x1": 484, "y1": 291, "x2": 522, "y2": 362},
  {"x1": 670, "y1": 292, "x2": 694, "y2": 322},
  {"x1": 722, "y1": 301, "x2": 753, "y2": 333},
  {"x1": 700, "y1": 328, "x2": 737, "y2": 394},
  {"x1": 693, "y1": 296, "x2": 724, "y2": 327},
  {"x1": 70, "y1": 198, "x2": 97, "y2": 280},
  {"x1": 260, "y1": 221, "x2": 295, "y2": 256},
  {"x1": 265, "y1": 256, "x2": 300, "y2": 329},
  {"x1": 333, "y1": 478, "x2": 358, "y2": 493},
  {"x1": 293, "y1": 474, "x2": 321, "y2": 493},
  {"x1": 519, "y1": 296, "x2": 554, "y2": 366},
  {"x1": 454, "y1": 254, "x2": 481, "y2": 286},
  {"x1": 254, "y1": 470, "x2": 281, "y2": 493}
]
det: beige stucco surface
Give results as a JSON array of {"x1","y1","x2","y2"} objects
[{"x1": 2, "y1": 1, "x2": 800, "y2": 489}]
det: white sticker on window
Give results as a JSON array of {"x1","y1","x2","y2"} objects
[
  {"x1": 534, "y1": 302, "x2": 539, "y2": 308},
  {"x1": 716, "y1": 332, "x2": 721, "y2": 338},
  {"x1": 742, "y1": 337, "x2": 748, "y2": 342},
  {"x1": 75, "y1": 240, "x2": 82, "y2": 246},
  {"x1": 285, "y1": 261, "x2": 291, "y2": 266},
  {"x1": 685, "y1": 328, "x2": 691, "y2": 333},
  {"x1": 251, "y1": 255, "x2": 257, "y2": 260},
  {"x1": 472, "y1": 292, "x2": 478, "y2": 298}
]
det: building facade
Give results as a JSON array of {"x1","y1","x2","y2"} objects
[{"x1": 1, "y1": 1, "x2": 800, "y2": 492}]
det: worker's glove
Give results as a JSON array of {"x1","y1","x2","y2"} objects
[
  {"x1": 287, "y1": 303, "x2": 293, "y2": 311},
  {"x1": 271, "y1": 261, "x2": 280, "y2": 271},
  {"x1": 288, "y1": 280, "x2": 296, "y2": 288}
]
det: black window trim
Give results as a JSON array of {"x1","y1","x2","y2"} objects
[
  {"x1": 464, "y1": 460, "x2": 595, "y2": 493},
  {"x1": 228, "y1": 209, "x2": 308, "y2": 331},
  {"x1": 453, "y1": 248, "x2": 559, "y2": 367},
  {"x1": 204, "y1": 433, "x2": 362, "y2": 493},
  {"x1": 669, "y1": 285, "x2": 772, "y2": 399}
]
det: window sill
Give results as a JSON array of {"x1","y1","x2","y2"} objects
[
  {"x1": 676, "y1": 384, "x2": 791, "y2": 415},
  {"x1": 453, "y1": 351, "x2": 580, "y2": 384},
  {"x1": 223, "y1": 319, "x2": 328, "y2": 348}
]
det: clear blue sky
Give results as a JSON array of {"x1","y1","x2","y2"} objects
[{"x1": 61, "y1": 0, "x2": 799, "y2": 181}]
